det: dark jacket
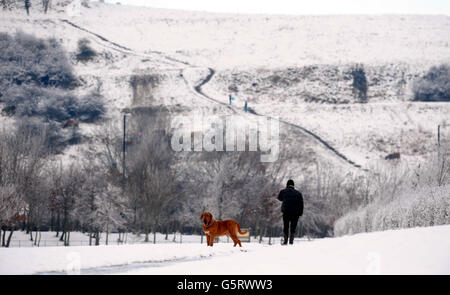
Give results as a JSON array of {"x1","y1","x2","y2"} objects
[{"x1": 277, "y1": 187, "x2": 304, "y2": 216}]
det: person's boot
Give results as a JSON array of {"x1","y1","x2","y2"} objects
[
  {"x1": 289, "y1": 234, "x2": 294, "y2": 245},
  {"x1": 282, "y1": 234, "x2": 288, "y2": 245}
]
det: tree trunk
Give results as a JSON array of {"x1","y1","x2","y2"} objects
[
  {"x1": 268, "y1": 227, "x2": 273, "y2": 245},
  {"x1": 164, "y1": 223, "x2": 169, "y2": 240},
  {"x1": 6, "y1": 226, "x2": 14, "y2": 248},
  {"x1": 253, "y1": 221, "x2": 259, "y2": 239},
  {"x1": 172, "y1": 223, "x2": 177, "y2": 242},
  {"x1": 55, "y1": 211, "x2": 60, "y2": 237},
  {"x1": 152, "y1": 217, "x2": 159, "y2": 244},
  {"x1": 95, "y1": 231, "x2": 100, "y2": 246},
  {"x1": 1, "y1": 228, "x2": 6, "y2": 247},
  {"x1": 259, "y1": 227, "x2": 266, "y2": 244},
  {"x1": 144, "y1": 224, "x2": 149, "y2": 242},
  {"x1": 106, "y1": 222, "x2": 109, "y2": 245},
  {"x1": 50, "y1": 211, "x2": 54, "y2": 232},
  {"x1": 65, "y1": 231, "x2": 70, "y2": 246},
  {"x1": 37, "y1": 230, "x2": 42, "y2": 247},
  {"x1": 34, "y1": 229, "x2": 38, "y2": 246},
  {"x1": 60, "y1": 208, "x2": 68, "y2": 242}
]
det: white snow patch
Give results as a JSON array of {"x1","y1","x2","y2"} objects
[{"x1": 1, "y1": 225, "x2": 449, "y2": 275}]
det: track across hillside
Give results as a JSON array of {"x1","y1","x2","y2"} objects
[{"x1": 60, "y1": 19, "x2": 364, "y2": 170}]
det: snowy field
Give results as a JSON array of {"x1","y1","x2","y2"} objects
[{"x1": 1, "y1": 225, "x2": 449, "y2": 275}]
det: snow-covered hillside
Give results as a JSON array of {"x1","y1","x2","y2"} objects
[
  {"x1": 19, "y1": 2, "x2": 450, "y2": 69},
  {"x1": 1, "y1": 225, "x2": 449, "y2": 275},
  {"x1": 1, "y1": 1, "x2": 449, "y2": 173}
]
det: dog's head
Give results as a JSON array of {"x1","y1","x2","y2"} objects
[{"x1": 200, "y1": 212, "x2": 213, "y2": 226}]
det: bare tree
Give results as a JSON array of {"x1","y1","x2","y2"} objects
[
  {"x1": 0, "y1": 120, "x2": 49, "y2": 246},
  {"x1": 42, "y1": 0, "x2": 51, "y2": 13},
  {"x1": 0, "y1": 185, "x2": 26, "y2": 247},
  {"x1": 126, "y1": 112, "x2": 177, "y2": 243},
  {"x1": 50, "y1": 163, "x2": 85, "y2": 246},
  {"x1": 1, "y1": 0, "x2": 11, "y2": 10}
]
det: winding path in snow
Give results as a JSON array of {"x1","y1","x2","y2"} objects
[
  {"x1": 193, "y1": 68, "x2": 364, "y2": 169},
  {"x1": 59, "y1": 19, "x2": 364, "y2": 170}
]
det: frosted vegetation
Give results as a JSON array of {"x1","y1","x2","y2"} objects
[
  {"x1": 0, "y1": 1, "x2": 449, "y2": 247},
  {"x1": 0, "y1": 32, "x2": 104, "y2": 150},
  {"x1": 335, "y1": 184, "x2": 450, "y2": 236},
  {"x1": 334, "y1": 149, "x2": 450, "y2": 236}
]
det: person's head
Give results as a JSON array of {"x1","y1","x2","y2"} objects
[{"x1": 286, "y1": 179, "x2": 294, "y2": 188}]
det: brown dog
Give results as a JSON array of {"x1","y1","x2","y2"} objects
[{"x1": 200, "y1": 212, "x2": 248, "y2": 247}]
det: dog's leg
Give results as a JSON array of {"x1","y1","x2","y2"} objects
[{"x1": 230, "y1": 235, "x2": 239, "y2": 247}]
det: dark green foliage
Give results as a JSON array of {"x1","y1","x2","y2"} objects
[
  {"x1": 412, "y1": 64, "x2": 450, "y2": 102},
  {"x1": 351, "y1": 65, "x2": 368, "y2": 103},
  {"x1": 76, "y1": 38, "x2": 97, "y2": 63}
]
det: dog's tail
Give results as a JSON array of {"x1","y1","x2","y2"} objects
[{"x1": 237, "y1": 224, "x2": 248, "y2": 235}]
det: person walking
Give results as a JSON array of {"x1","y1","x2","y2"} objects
[
  {"x1": 229, "y1": 94, "x2": 233, "y2": 105},
  {"x1": 244, "y1": 100, "x2": 248, "y2": 112},
  {"x1": 277, "y1": 179, "x2": 304, "y2": 245}
]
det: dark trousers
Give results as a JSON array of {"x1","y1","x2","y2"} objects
[{"x1": 283, "y1": 214, "x2": 300, "y2": 239}]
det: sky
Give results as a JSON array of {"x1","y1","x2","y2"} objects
[{"x1": 103, "y1": 0, "x2": 450, "y2": 15}]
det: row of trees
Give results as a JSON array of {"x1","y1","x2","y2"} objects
[
  {"x1": 2, "y1": 108, "x2": 351, "y2": 246},
  {"x1": 0, "y1": 119, "x2": 130, "y2": 247},
  {"x1": 0, "y1": 109, "x2": 282, "y2": 246},
  {"x1": 2, "y1": 109, "x2": 448, "y2": 246}
]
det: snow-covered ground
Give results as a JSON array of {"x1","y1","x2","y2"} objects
[
  {"x1": 1, "y1": 225, "x2": 449, "y2": 275},
  {"x1": 52, "y1": 2, "x2": 450, "y2": 69}
]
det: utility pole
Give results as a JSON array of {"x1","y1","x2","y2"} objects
[
  {"x1": 437, "y1": 124, "x2": 449, "y2": 186},
  {"x1": 438, "y1": 125, "x2": 440, "y2": 164},
  {"x1": 122, "y1": 110, "x2": 137, "y2": 232},
  {"x1": 122, "y1": 113, "x2": 127, "y2": 191}
]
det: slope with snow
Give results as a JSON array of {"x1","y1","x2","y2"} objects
[
  {"x1": 1, "y1": 1, "x2": 449, "y2": 172},
  {"x1": 1, "y1": 225, "x2": 449, "y2": 275}
]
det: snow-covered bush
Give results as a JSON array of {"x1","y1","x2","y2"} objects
[
  {"x1": 412, "y1": 64, "x2": 450, "y2": 102},
  {"x1": 0, "y1": 32, "x2": 77, "y2": 89},
  {"x1": 351, "y1": 64, "x2": 368, "y2": 103},
  {"x1": 75, "y1": 38, "x2": 97, "y2": 63},
  {"x1": 334, "y1": 184, "x2": 450, "y2": 236},
  {"x1": 0, "y1": 32, "x2": 104, "y2": 150}
]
